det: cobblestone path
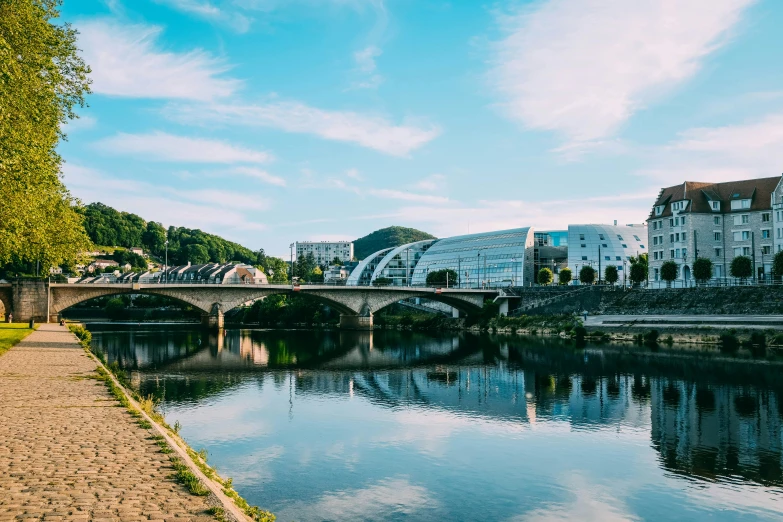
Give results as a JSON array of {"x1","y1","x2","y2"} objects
[{"x1": 0, "y1": 324, "x2": 214, "y2": 521}]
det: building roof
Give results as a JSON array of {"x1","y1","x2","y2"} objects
[{"x1": 649, "y1": 176, "x2": 781, "y2": 219}]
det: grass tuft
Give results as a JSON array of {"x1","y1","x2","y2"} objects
[{"x1": 170, "y1": 457, "x2": 210, "y2": 496}]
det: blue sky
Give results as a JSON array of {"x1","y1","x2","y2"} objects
[{"x1": 59, "y1": 0, "x2": 783, "y2": 257}]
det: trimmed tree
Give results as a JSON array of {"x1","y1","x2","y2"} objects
[
  {"x1": 730, "y1": 255, "x2": 753, "y2": 282},
  {"x1": 604, "y1": 265, "x2": 619, "y2": 286},
  {"x1": 559, "y1": 267, "x2": 572, "y2": 285},
  {"x1": 537, "y1": 267, "x2": 553, "y2": 286},
  {"x1": 773, "y1": 251, "x2": 783, "y2": 280},
  {"x1": 693, "y1": 258, "x2": 713, "y2": 284},
  {"x1": 579, "y1": 266, "x2": 596, "y2": 285},
  {"x1": 629, "y1": 254, "x2": 648, "y2": 287},
  {"x1": 660, "y1": 261, "x2": 678, "y2": 287},
  {"x1": 426, "y1": 268, "x2": 459, "y2": 287},
  {"x1": 372, "y1": 277, "x2": 393, "y2": 286}
]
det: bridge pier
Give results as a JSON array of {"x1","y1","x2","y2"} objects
[
  {"x1": 202, "y1": 303, "x2": 224, "y2": 330},
  {"x1": 339, "y1": 314, "x2": 373, "y2": 330},
  {"x1": 11, "y1": 280, "x2": 49, "y2": 323}
]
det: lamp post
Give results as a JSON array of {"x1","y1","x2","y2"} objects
[
  {"x1": 164, "y1": 234, "x2": 168, "y2": 286},
  {"x1": 457, "y1": 257, "x2": 462, "y2": 289},
  {"x1": 598, "y1": 244, "x2": 602, "y2": 284},
  {"x1": 623, "y1": 259, "x2": 627, "y2": 289},
  {"x1": 477, "y1": 252, "x2": 481, "y2": 289},
  {"x1": 289, "y1": 243, "x2": 295, "y2": 289}
]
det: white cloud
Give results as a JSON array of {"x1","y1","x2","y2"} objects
[
  {"x1": 274, "y1": 477, "x2": 438, "y2": 522},
  {"x1": 232, "y1": 166, "x2": 286, "y2": 186},
  {"x1": 345, "y1": 168, "x2": 363, "y2": 180},
  {"x1": 489, "y1": 0, "x2": 755, "y2": 145},
  {"x1": 63, "y1": 115, "x2": 97, "y2": 132},
  {"x1": 367, "y1": 188, "x2": 449, "y2": 204},
  {"x1": 96, "y1": 132, "x2": 272, "y2": 164},
  {"x1": 353, "y1": 45, "x2": 383, "y2": 89},
  {"x1": 412, "y1": 174, "x2": 445, "y2": 192},
  {"x1": 636, "y1": 112, "x2": 783, "y2": 185},
  {"x1": 155, "y1": 0, "x2": 252, "y2": 32},
  {"x1": 76, "y1": 19, "x2": 240, "y2": 100},
  {"x1": 165, "y1": 100, "x2": 440, "y2": 156},
  {"x1": 62, "y1": 164, "x2": 268, "y2": 236}
]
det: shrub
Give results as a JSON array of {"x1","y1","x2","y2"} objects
[
  {"x1": 426, "y1": 269, "x2": 458, "y2": 287},
  {"x1": 574, "y1": 326, "x2": 586, "y2": 345},
  {"x1": 693, "y1": 258, "x2": 713, "y2": 283},
  {"x1": 559, "y1": 267, "x2": 572, "y2": 285},
  {"x1": 730, "y1": 256, "x2": 753, "y2": 281},
  {"x1": 749, "y1": 332, "x2": 767, "y2": 357},
  {"x1": 537, "y1": 267, "x2": 553, "y2": 286},
  {"x1": 719, "y1": 333, "x2": 739, "y2": 353},
  {"x1": 372, "y1": 277, "x2": 393, "y2": 287},
  {"x1": 661, "y1": 261, "x2": 678, "y2": 286},
  {"x1": 579, "y1": 266, "x2": 596, "y2": 285},
  {"x1": 604, "y1": 265, "x2": 619, "y2": 285},
  {"x1": 773, "y1": 251, "x2": 783, "y2": 280},
  {"x1": 643, "y1": 330, "x2": 659, "y2": 345}
]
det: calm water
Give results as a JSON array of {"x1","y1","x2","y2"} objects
[{"x1": 88, "y1": 326, "x2": 783, "y2": 521}]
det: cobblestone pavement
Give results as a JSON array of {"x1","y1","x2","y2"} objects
[{"x1": 0, "y1": 324, "x2": 214, "y2": 521}]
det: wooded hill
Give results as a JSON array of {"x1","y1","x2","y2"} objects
[
  {"x1": 353, "y1": 226, "x2": 436, "y2": 260},
  {"x1": 81, "y1": 203, "x2": 257, "y2": 265}
]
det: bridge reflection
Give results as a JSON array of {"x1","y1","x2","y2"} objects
[{"x1": 89, "y1": 326, "x2": 783, "y2": 487}]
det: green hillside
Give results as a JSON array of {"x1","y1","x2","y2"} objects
[{"x1": 354, "y1": 226, "x2": 436, "y2": 260}]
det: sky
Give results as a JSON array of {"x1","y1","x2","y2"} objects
[{"x1": 58, "y1": 0, "x2": 783, "y2": 258}]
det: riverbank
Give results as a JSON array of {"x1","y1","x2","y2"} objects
[
  {"x1": 0, "y1": 323, "x2": 35, "y2": 356},
  {"x1": 0, "y1": 324, "x2": 247, "y2": 521}
]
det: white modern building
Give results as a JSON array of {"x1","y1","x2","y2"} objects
[
  {"x1": 567, "y1": 224, "x2": 647, "y2": 285},
  {"x1": 295, "y1": 241, "x2": 354, "y2": 265}
]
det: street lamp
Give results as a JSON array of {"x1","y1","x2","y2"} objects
[
  {"x1": 289, "y1": 243, "x2": 295, "y2": 288},
  {"x1": 164, "y1": 234, "x2": 168, "y2": 286}
]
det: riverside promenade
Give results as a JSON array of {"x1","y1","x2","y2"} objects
[{"x1": 0, "y1": 324, "x2": 214, "y2": 521}]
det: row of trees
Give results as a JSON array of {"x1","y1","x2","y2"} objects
[
  {"x1": 660, "y1": 250, "x2": 783, "y2": 285},
  {"x1": 536, "y1": 255, "x2": 650, "y2": 286}
]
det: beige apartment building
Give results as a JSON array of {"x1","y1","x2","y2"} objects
[{"x1": 647, "y1": 176, "x2": 783, "y2": 283}]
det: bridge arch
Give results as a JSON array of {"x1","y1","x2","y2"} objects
[{"x1": 50, "y1": 287, "x2": 215, "y2": 317}]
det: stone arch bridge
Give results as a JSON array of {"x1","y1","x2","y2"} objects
[{"x1": 0, "y1": 281, "x2": 499, "y2": 329}]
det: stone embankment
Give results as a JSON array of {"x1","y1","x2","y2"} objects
[{"x1": 0, "y1": 324, "x2": 231, "y2": 521}]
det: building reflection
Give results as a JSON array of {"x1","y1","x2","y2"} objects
[{"x1": 89, "y1": 325, "x2": 783, "y2": 487}]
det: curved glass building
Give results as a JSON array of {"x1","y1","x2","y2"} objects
[
  {"x1": 371, "y1": 240, "x2": 437, "y2": 286},
  {"x1": 567, "y1": 224, "x2": 647, "y2": 284},
  {"x1": 346, "y1": 247, "x2": 394, "y2": 286},
  {"x1": 410, "y1": 228, "x2": 535, "y2": 288}
]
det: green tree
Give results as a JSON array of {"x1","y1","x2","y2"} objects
[
  {"x1": 426, "y1": 269, "x2": 458, "y2": 287},
  {"x1": 772, "y1": 251, "x2": 783, "y2": 280},
  {"x1": 182, "y1": 244, "x2": 210, "y2": 264},
  {"x1": 730, "y1": 255, "x2": 752, "y2": 282},
  {"x1": 263, "y1": 257, "x2": 289, "y2": 284},
  {"x1": 0, "y1": 0, "x2": 93, "y2": 271},
  {"x1": 693, "y1": 258, "x2": 713, "y2": 283},
  {"x1": 629, "y1": 254, "x2": 648, "y2": 286},
  {"x1": 310, "y1": 266, "x2": 324, "y2": 283},
  {"x1": 373, "y1": 277, "x2": 393, "y2": 286},
  {"x1": 579, "y1": 266, "x2": 595, "y2": 285},
  {"x1": 331, "y1": 257, "x2": 343, "y2": 266},
  {"x1": 604, "y1": 265, "x2": 619, "y2": 285},
  {"x1": 558, "y1": 267, "x2": 572, "y2": 285},
  {"x1": 105, "y1": 298, "x2": 125, "y2": 320},
  {"x1": 661, "y1": 261, "x2": 678, "y2": 287},
  {"x1": 142, "y1": 221, "x2": 166, "y2": 256},
  {"x1": 537, "y1": 267, "x2": 553, "y2": 286}
]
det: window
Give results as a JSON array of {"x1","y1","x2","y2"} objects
[
  {"x1": 670, "y1": 249, "x2": 675, "y2": 259},
  {"x1": 711, "y1": 201, "x2": 720, "y2": 211},
  {"x1": 763, "y1": 245, "x2": 772, "y2": 255},
  {"x1": 714, "y1": 216, "x2": 721, "y2": 225},
  {"x1": 652, "y1": 222, "x2": 657, "y2": 230},
  {"x1": 670, "y1": 234, "x2": 675, "y2": 243},
  {"x1": 622, "y1": 244, "x2": 628, "y2": 248},
  {"x1": 730, "y1": 199, "x2": 751, "y2": 210},
  {"x1": 581, "y1": 244, "x2": 586, "y2": 248},
  {"x1": 670, "y1": 218, "x2": 675, "y2": 226},
  {"x1": 615, "y1": 256, "x2": 621, "y2": 261},
  {"x1": 682, "y1": 233, "x2": 687, "y2": 241},
  {"x1": 743, "y1": 215, "x2": 749, "y2": 224},
  {"x1": 617, "y1": 235, "x2": 623, "y2": 240},
  {"x1": 640, "y1": 244, "x2": 645, "y2": 248},
  {"x1": 604, "y1": 256, "x2": 610, "y2": 261},
  {"x1": 675, "y1": 217, "x2": 680, "y2": 226},
  {"x1": 743, "y1": 247, "x2": 751, "y2": 256},
  {"x1": 581, "y1": 256, "x2": 587, "y2": 260},
  {"x1": 733, "y1": 215, "x2": 742, "y2": 226},
  {"x1": 763, "y1": 213, "x2": 771, "y2": 222},
  {"x1": 682, "y1": 217, "x2": 686, "y2": 225},
  {"x1": 682, "y1": 248, "x2": 687, "y2": 259},
  {"x1": 653, "y1": 237, "x2": 658, "y2": 246},
  {"x1": 733, "y1": 231, "x2": 750, "y2": 241},
  {"x1": 714, "y1": 232, "x2": 721, "y2": 241},
  {"x1": 579, "y1": 234, "x2": 585, "y2": 241},
  {"x1": 675, "y1": 233, "x2": 680, "y2": 241},
  {"x1": 599, "y1": 234, "x2": 605, "y2": 240},
  {"x1": 715, "y1": 248, "x2": 722, "y2": 257},
  {"x1": 762, "y1": 229, "x2": 771, "y2": 239},
  {"x1": 655, "y1": 205, "x2": 664, "y2": 216},
  {"x1": 633, "y1": 235, "x2": 641, "y2": 241},
  {"x1": 675, "y1": 248, "x2": 681, "y2": 258},
  {"x1": 602, "y1": 243, "x2": 608, "y2": 248},
  {"x1": 734, "y1": 247, "x2": 742, "y2": 256},
  {"x1": 653, "y1": 252, "x2": 658, "y2": 260}
]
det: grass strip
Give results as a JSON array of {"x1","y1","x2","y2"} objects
[{"x1": 0, "y1": 324, "x2": 35, "y2": 357}]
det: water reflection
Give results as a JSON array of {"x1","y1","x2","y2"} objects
[{"x1": 89, "y1": 326, "x2": 783, "y2": 520}]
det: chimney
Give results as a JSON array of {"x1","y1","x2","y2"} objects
[{"x1": 614, "y1": 220, "x2": 617, "y2": 226}]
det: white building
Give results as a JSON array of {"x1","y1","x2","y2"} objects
[
  {"x1": 295, "y1": 241, "x2": 354, "y2": 266},
  {"x1": 567, "y1": 224, "x2": 647, "y2": 285}
]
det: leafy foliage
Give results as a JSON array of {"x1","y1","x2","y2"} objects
[
  {"x1": 558, "y1": 267, "x2": 572, "y2": 285},
  {"x1": 373, "y1": 277, "x2": 393, "y2": 286},
  {"x1": 353, "y1": 226, "x2": 435, "y2": 260},
  {"x1": 693, "y1": 258, "x2": 713, "y2": 282},
  {"x1": 773, "y1": 251, "x2": 783, "y2": 279},
  {"x1": 629, "y1": 254, "x2": 648, "y2": 285},
  {"x1": 579, "y1": 266, "x2": 595, "y2": 285},
  {"x1": 661, "y1": 261, "x2": 678, "y2": 283},
  {"x1": 604, "y1": 265, "x2": 618, "y2": 285},
  {"x1": 426, "y1": 269, "x2": 458, "y2": 287},
  {"x1": 0, "y1": 0, "x2": 92, "y2": 270},
  {"x1": 730, "y1": 256, "x2": 752, "y2": 280},
  {"x1": 537, "y1": 267, "x2": 553, "y2": 286}
]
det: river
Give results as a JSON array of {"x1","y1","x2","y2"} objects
[{"x1": 87, "y1": 325, "x2": 783, "y2": 521}]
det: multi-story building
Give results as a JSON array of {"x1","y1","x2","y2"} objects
[
  {"x1": 647, "y1": 177, "x2": 781, "y2": 283},
  {"x1": 295, "y1": 241, "x2": 354, "y2": 266}
]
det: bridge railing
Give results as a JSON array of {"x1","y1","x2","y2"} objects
[{"x1": 51, "y1": 280, "x2": 496, "y2": 292}]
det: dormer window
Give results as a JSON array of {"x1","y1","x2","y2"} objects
[
  {"x1": 730, "y1": 199, "x2": 751, "y2": 210},
  {"x1": 710, "y1": 201, "x2": 720, "y2": 211},
  {"x1": 655, "y1": 205, "x2": 664, "y2": 216}
]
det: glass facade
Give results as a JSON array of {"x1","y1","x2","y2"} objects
[
  {"x1": 410, "y1": 228, "x2": 535, "y2": 288},
  {"x1": 346, "y1": 248, "x2": 393, "y2": 286},
  {"x1": 567, "y1": 224, "x2": 647, "y2": 284},
  {"x1": 371, "y1": 240, "x2": 437, "y2": 286}
]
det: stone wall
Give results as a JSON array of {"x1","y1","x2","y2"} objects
[{"x1": 11, "y1": 280, "x2": 49, "y2": 322}]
